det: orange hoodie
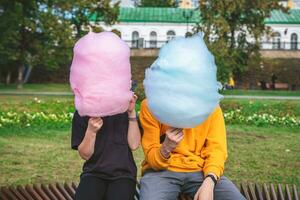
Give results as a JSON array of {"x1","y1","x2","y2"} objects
[{"x1": 139, "y1": 99, "x2": 228, "y2": 178}]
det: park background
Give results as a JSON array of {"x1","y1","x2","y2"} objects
[{"x1": 0, "y1": 0, "x2": 299, "y2": 193}]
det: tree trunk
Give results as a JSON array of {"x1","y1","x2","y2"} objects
[
  {"x1": 17, "y1": 65, "x2": 24, "y2": 89},
  {"x1": 23, "y1": 65, "x2": 32, "y2": 84},
  {"x1": 6, "y1": 71, "x2": 11, "y2": 85}
]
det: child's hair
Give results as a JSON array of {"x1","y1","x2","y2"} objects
[{"x1": 112, "y1": 29, "x2": 122, "y2": 38}]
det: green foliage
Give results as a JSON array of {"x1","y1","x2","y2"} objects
[
  {"x1": 0, "y1": 0, "x2": 74, "y2": 85},
  {"x1": 53, "y1": 0, "x2": 120, "y2": 38},
  {"x1": 139, "y1": 0, "x2": 176, "y2": 7},
  {"x1": 1, "y1": 97, "x2": 299, "y2": 129},
  {"x1": 197, "y1": 0, "x2": 286, "y2": 83},
  {"x1": 0, "y1": 0, "x2": 119, "y2": 86}
]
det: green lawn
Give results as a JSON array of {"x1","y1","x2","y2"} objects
[
  {"x1": 0, "y1": 125, "x2": 299, "y2": 187},
  {"x1": 0, "y1": 93, "x2": 299, "y2": 188}
]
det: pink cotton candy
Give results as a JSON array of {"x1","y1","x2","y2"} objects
[{"x1": 70, "y1": 31, "x2": 132, "y2": 117}]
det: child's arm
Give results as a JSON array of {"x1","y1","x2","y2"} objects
[
  {"x1": 78, "y1": 118, "x2": 103, "y2": 160},
  {"x1": 127, "y1": 95, "x2": 141, "y2": 150}
]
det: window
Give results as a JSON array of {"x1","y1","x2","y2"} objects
[
  {"x1": 272, "y1": 32, "x2": 281, "y2": 49},
  {"x1": 149, "y1": 31, "x2": 157, "y2": 48},
  {"x1": 167, "y1": 30, "x2": 176, "y2": 41},
  {"x1": 291, "y1": 33, "x2": 298, "y2": 50},
  {"x1": 131, "y1": 31, "x2": 139, "y2": 48}
]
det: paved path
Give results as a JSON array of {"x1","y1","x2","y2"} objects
[
  {"x1": 0, "y1": 91, "x2": 73, "y2": 96},
  {"x1": 224, "y1": 95, "x2": 300, "y2": 100},
  {"x1": 0, "y1": 91, "x2": 300, "y2": 100}
]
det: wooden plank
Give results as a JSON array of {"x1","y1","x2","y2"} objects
[
  {"x1": 277, "y1": 184, "x2": 285, "y2": 200},
  {"x1": 1, "y1": 187, "x2": 17, "y2": 200},
  {"x1": 249, "y1": 183, "x2": 258, "y2": 200},
  {"x1": 33, "y1": 184, "x2": 51, "y2": 200},
  {"x1": 56, "y1": 183, "x2": 72, "y2": 200},
  {"x1": 293, "y1": 185, "x2": 299, "y2": 200},
  {"x1": 41, "y1": 184, "x2": 58, "y2": 200},
  {"x1": 48, "y1": 183, "x2": 65, "y2": 200},
  {"x1": 8, "y1": 186, "x2": 27, "y2": 200},
  {"x1": 71, "y1": 183, "x2": 77, "y2": 191},
  {"x1": 263, "y1": 183, "x2": 271, "y2": 200},
  {"x1": 134, "y1": 184, "x2": 140, "y2": 200},
  {"x1": 16, "y1": 186, "x2": 32, "y2": 200},
  {"x1": 255, "y1": 183, "x2": 264, "y2": 200},
  {"x1": 25, "y1": 185, "x2": 43, "y2": 200},
  {"x1": 241, "y1": 182, "x2": 251, "y2": 200},
  {"x1": 285, "y1": 185, "x2": 292, "y2": 200},
  {"x1": 270, "y1": 183, "x2": 278, "y2": 200},
  {"x1": 63, "y1": 183, "x2": 75, "y2": 198},
  {"x1": 0, "y1": 187, "x2": 10, "y2": 200}
]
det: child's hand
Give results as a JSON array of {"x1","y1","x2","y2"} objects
[
  {"x1": 87, "y1": 117, "x2": 103, "y2": 133},
  {"x1": 127, "y1": 95, "x2": 138, "y2": 116}
]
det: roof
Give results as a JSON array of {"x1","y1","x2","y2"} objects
[
  {"x1": 265, "y1": 9, "x2": 300, "y2": 24},
  {"x1": 90, "y1": 7, "x2": 300, "y2": 24}
]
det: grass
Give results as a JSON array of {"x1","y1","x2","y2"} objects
[
  {"x1": 0, "y1": 125, "x2": 299, "y2": 188},
  {"x1": 0, "y1": 92, "x2": 299, "y2": 188}
]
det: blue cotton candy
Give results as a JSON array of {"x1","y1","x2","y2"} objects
[{"x1": 143, "y1": 33, "x2": 223, "y2": 128}]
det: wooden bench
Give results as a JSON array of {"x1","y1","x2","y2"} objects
[
  {"x1": 258, "y1": 82, "x2": 289, "y2": 90},
  {"x1": 0, "y1": 182, "x2": 299, "y2": 200}
]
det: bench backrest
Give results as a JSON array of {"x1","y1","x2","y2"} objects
[{"x1": 0, "y1": 182, "x2": 299, "y2": 200}]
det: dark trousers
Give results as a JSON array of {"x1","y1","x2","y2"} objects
[{"x1": 75, "y1": 175, "x2": 136, "y2": 200}]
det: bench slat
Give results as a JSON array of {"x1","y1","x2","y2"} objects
[
  {"x1": 249, "y1": 183, "x2": 258, "y2": 200},
  {"x1": 41, "y1": 184, "x2": 58, "y2": 200},
  {"x1": 56, "y1": 183, "x2": 72, "y2": 200},
  {"x1": 285, "y1": 184, "x2": 292, "y2": 200},
  {"x1": 33, "y1": 184, "x2": 51, "y2": 200},
  {"x1": 8, "y1": 186, "x2": 27, "y2": 200},
  {"x1": 63, "y1": 183, "x2": 75, "y2": 198},
  {"x1": 241, "y1": 182, "x2": 251, "y2": 200},
  {"x1": 277, "y1": 184, "x2": 285, "y2": 200},
  {"x1": 71, "y1": 183, "x2": 77, "y2": 191},
  {"x1": 1, "y1": 187, "x2": 17, "y2": 200},
  {"x1": 0, "y1": 188, "x2": 10, "y2": 200},
  {"x1": 255, "y1": 183, "x2": 264, "y2": 200},
  {"x1": 25, "y1": 185, "x2": 43, "y2": 200},
  {"x1": 49, "y1": 183, "x2": 65, "y2": 200},
  {"x1": 263, "y1": 183, "x2": 272, "y2": 200},
  {"x1": 17, "y1": 186, "x2": 33, "y2": 200},
  {"x1": 270, "y1": 183, "x2": 278, "y2": 200},
  {"x1": 293, "y1": 185, "x2": 299, "y2": 200}
]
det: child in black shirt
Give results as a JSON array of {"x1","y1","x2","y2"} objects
[{"x1": 71, "y1": 95, "x2": 140, "y2": 200}]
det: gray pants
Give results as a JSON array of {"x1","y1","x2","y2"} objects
[{"x1": 140, "y1": 170, "x2": 246, "y2": 200}]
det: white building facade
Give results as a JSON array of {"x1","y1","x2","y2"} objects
[{"x1": 96, "y1": 7, "x2": 300, "y2": 50}]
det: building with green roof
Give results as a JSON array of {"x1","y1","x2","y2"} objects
[{"x1": 95, "y1": 7, "x2": 300, "y2": 50}]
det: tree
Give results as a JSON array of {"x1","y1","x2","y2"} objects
[
  {"x1": 139, "y1": 0, "x2": 176, "y2": 7},
  {"x1": 0, "y1": 0, "x2": 120, "y2": 88},
  {"x1": 53, "y1": 0, "x2": 120, "y2": 39},
  {"x1": 0, "y1": 0, "x2": 74, "y2": 88},
  {"x1": 196, "y1": 0, "x2": 286, "y2": 83}
]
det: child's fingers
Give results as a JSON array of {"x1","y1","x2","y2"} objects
[
  {"x1": 174, "y1": 131, "x2": 183, "y2": 140},
  {"x1": 175, "y1": 135, "x2": 184, "y2": 143}
]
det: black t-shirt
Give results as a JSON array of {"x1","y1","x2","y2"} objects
[{"x1": 71, "y1": 111, "x2": 137, "y2": 181}]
